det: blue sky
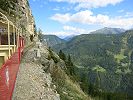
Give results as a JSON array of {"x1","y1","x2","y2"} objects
[{"x1": 29, "y1": 0, "x2": 133, "y2": 38}]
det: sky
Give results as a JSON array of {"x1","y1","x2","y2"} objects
[{"x1": 29, "y1": 0, "x2": 133, "y2": 38}]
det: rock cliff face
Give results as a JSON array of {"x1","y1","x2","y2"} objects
[
  {"x1": 17, "y1": 0, "x2": 36, "y2": 45},
  {"x1": 0, "y1": 0, "x2": 36, "y2": 45},
  {"x1": 39, "y1": 44, "x2": 91, "y2": 100}
]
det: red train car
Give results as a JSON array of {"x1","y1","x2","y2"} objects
[{"x1": 0, "y1": 12, "x2": 24, "y2": 100}]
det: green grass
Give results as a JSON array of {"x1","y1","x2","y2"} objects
[
  {"x1": 124, "y1": 68, "x2": 131, "y2": 74},
  {"x1": 128, "y1": 50, "x2": 133, "y2": 65},
  {"x1": 92, "y1": 65, "x2": 106, "y2": 73},
  {"x1": 114, "y1": 49, "x2": 127, "y2": 63},
  {"x1": 50, "y1": 64, "x2": 91, "y2": 100},
  {"x1": 115, "y1": 69, "x2": 122, "y2": 74}
]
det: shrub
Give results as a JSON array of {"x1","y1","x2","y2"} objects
[{"x1": 48, "y1": 47, "x2": 59, "y2": 63}]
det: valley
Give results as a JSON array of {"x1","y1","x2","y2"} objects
[{"x1": 44, "y1": 28, "x2": 133, "y2": 99}]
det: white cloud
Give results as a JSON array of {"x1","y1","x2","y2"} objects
[
  {"x1": 118, "y1": 9, "x2": 124, "y2": 13},
  {"x1": 51, "y1": 13, "x2": 71, "y2": 23},
  {"x1": 44, "y1": 26, "x2": 94, "y2": 38},
  {"x1": 51, "y1": 10, "x2": 133, "y2": 29},
  {"x1": 53, "y1": 7, "x2": 60, "y2": 11},
  {"x1": 104, "y1": 17, "x2": 133, "y2": 28},
  {"x1": 44, "y1": 31, "x2": 75, "y2": 38},
  {"x1": 63, "y1": 26, "x2": 88, "y2": 34},
  {"x1": 75, "y1": 0, "x2": 123, "y2": 10},
  {"x1": 125, "y1": 12, "x2": 133, "y2": 17},
  {"x1": 50, "y1": 0, "x2": 123, "y2": 10}
]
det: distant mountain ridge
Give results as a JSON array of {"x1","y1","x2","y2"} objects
[
  {"x1": 43, "y1": 28, "x2": 126, "y2": 46},
  {"x1": 43, "y1": 35, "x2": 66, "y2": 47},
  {"x1": 63, "y1": 35, "x2": 76, "y2": 41},
  {"x1": 91, "y1": 27, "x2": 126, "y2": 34}
]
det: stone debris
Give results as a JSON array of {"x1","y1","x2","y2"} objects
[
  {"x1": 12, "y1": 42, "x2": 60, "y2": 100},
  {"x1": 37, "y1": 49, "x2": 41, "y2": 58}
]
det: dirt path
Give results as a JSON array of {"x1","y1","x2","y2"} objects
[{"x1": 12, "y1": 43, "x2": 60, "y2": 100}]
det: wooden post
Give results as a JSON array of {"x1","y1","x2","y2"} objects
[
  {"x1": 13, "y1": 26, "x2": 16, "y2": 52},
  {"x1": 17, "y1": 29, "x2": 19, "y2": 48},
  {"x1": 15, "y1": 28, "x2": 17, "y2": 50},
  {"x1": 21, "y1": 29, "x2": 22, "y2": 47},
  {"x1": 8, "y1": 21, "x2": 11, "y2": 58}
]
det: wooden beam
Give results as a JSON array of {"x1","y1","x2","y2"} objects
[
  {"x1": 8, "y1": 21, "x2": 11, "y2": 58},
  {"x1": 17, "y1": 29, "x2": 19, "y2": 48},
  {"x1": 13, "y1": 25, "x2": 16, "y2": 52}
]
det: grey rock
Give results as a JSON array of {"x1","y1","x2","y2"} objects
[{"x1": 12, "y1": 44, "x2": 60, "y2": 100}]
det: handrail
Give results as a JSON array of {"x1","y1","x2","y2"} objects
[
  {"x1": 0, "y1": 11, "x2": 21, "y2": 59},
  {"x1": 0, "y1": 11, "x2": 25, "y2": 100},
  {"x1": 0, "y1": 12, "x2": 16, "y2": 29},
  {"x1": 0, "y1": 12, "x2": 8, "y2": 21}
]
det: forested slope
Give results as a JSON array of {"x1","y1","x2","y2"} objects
[{"x1": 53, "y1": 30, "x2": 133, "y2": 99}]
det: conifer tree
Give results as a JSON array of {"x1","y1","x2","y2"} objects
[
  {"x1": 59, "y1": 50, "x2": 66, "y2": 61},
  {"x1": 80, "y1": 73, "x2": 89, "y2": 93},
  {"x1": 67, "y1": 55, "x2": 73, "y2": 66},
  {"x1": 66, "y1": 55, "x2": 75, "y2": 75},
  {"x1": 38, "y1": 28, "x2": 43, "y2": 42},
  {"x1": 48, "y1": 47, "x2": 58, "y2": 63}
]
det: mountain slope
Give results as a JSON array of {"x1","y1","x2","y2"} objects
[
  {"x1": 63, "y1": 35, "x2": 76, "y2": 41},
  {"x1": 13, "y1": 42, "x2": 92, "y2": 100},
  {"x1": 43, "y1": 35, "x2": 66, "y2": 47},
  {"x1": 52, "y1": 30, "x2": 133, "y2": 98},
  {"x1": 40, "y1": 44, "x2": 91, "y2": 100},
  {"x1": 91, "y1": 27, "x2": 125, "y2": 34}
]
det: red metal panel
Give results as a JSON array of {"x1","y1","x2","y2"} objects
[
  {"x1": 0, "y1": 51, "x2": 19, "y2": 100},
  {"x1": 0, "y1": 38, "x2": 24, "y2": 100}
]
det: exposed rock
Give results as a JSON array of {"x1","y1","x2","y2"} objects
[{"x1": 12, "y1": 42, "x2": 60, "y2": 100}]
